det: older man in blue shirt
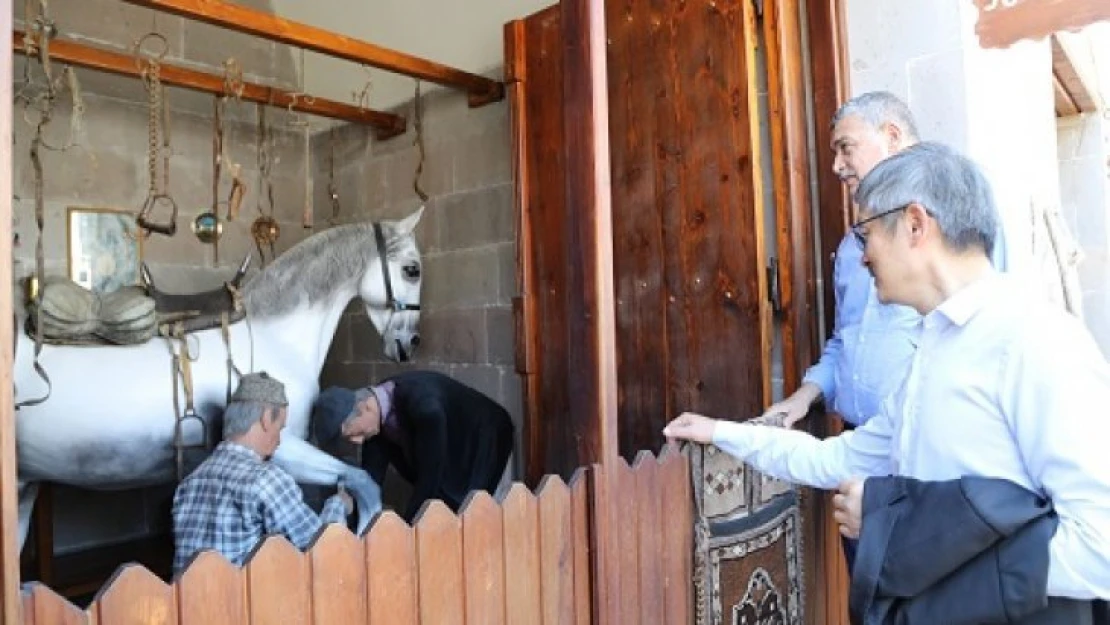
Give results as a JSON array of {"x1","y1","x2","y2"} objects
[
  {"x1": 763, "y1": 91, "x2": 1008, "y2": 430},
  {"x1": 665, "y1": 143, "x2": 1110, "y2": 618}
]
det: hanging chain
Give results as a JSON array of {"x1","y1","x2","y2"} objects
[
  {"x1": 134, "y1": 33, "x2": 178, "y2": 236},
  {"x1": 412, "y1": 80, "x2": 428, "y2": 203}
]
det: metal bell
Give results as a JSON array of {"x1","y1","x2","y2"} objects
[{"x1": 192, "y1": 211, "x2": 223, "y2": 244}]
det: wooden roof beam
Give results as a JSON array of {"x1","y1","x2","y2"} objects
[
  {"x1": 13, "y1": 31, "x2": 407, "y2": 139},
  {"x1": 118, "y1": 0, "x2": 505, "y2": 107},
  {"x1": 1051, "y1": 33, "x2": 1103, "y2": 116}
]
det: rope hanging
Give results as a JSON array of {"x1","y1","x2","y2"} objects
[
  {"x1": 251, "y1": 104, "x2": 280, "y2": 265},
  {"x1": 412, "y1": 79, "x2": 428, "y2": 203}
]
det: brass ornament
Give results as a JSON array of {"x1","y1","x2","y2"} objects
[{"x1": 191, "y1": 211, "x2": 223, "y2": 244}]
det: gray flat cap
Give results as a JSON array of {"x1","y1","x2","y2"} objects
[{"x1": 231, "y1": 371, "x2": 288, "y2": 406}]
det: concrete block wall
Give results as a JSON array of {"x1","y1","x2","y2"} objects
[
  {"x1": 11, "y1": 0, "x2": 311, "y2": 556},
  {"x1": 316, "y1": 78, "x2": 523, "y2": 489},
  {"x1": 1058, "y1": 112, "x2": 1110, "y2": 357}
]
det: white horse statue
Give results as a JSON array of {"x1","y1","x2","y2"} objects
[{"x1": 12, "y1": 208, "x2": 425, "y2": 550}]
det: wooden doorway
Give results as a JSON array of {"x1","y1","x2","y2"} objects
[{"x1": 507, "y1": 0, "x2": 849, "y2": 622}]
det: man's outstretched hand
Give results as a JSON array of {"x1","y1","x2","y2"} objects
[{"x1": 662, "y1": 412, "x2": 718, "y2": 445}]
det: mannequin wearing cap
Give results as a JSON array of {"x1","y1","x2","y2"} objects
[
  {"x1": 172, "y1": 371, "x2": 353, "y2": 573},
  {"x1": 313, "y1": 370, "x2": 514, "y2": 522}
]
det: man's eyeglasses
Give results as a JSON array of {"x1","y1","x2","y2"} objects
[{"x1": 851, "y1": 204, "x2": 911, "y2": 247}]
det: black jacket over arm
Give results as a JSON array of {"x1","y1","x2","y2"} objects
[
  {"x1": 361, "y1": 371, "x2": 514, "y2": 521},
  {"x1": 851, "y1": 475, "x2": 1106, "y2": 625}
]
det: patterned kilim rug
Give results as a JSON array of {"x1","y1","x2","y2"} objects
[{"x1": 691, "y1": 443, "x2": 804, "y2": 625}]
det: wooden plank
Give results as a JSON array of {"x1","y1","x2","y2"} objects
[
  {"x1": 607, "y1": 0, "x2": 670, "y2": 460},
  {"x1": 560, "y1": 0, "x2": 619, "y2": 462},
  {"x1": 414, "y1": 501, "x2": 464, "y2": 625},
  {"x1": 1052, "y1": 34, "x2": 1102, "y2": 114},
  {"x1": 537, "y1": 476, "x2": 574, "y2": 624},
  {"x1": 501, "y1": 483, "x2": 541, "y2": 624},
  {"x1": 309, "y1": 525, "x2": 366, "y2": 625},
  {"x1": 515, "y1": 6, "x2": 572, "y2": 486},
  {"x1": 612, "y1": 459, "x2": 640, "y2": 623},
  {"x1": 12, "y1": 31, "x2": 405, "y2": 138},
  {"x1": 23, "y1": 584, "x2": 90, "y2": 625},
  {"x1": 632, "y1": 452, "x2": 663, "y2": 624},
  {"x1": 0, "y1": 8, "x2": 17, "y2": 621},
  {"x1": 568, "y1": 469, "x2": 591, "y2": 625},
  {"x1": 665, "y1": 0, "x2": 771, "y2": 418},
  {"x1": 245, "y1": 537, "x2": 311, "y2": 625},
  {"x1": 764, "y1": 0, "x2": 818, "y2": 397},
  {"x1": 459, "y1": 492, "x2": 506, "y2": 624},
  {"x1": 974, "y1": 0, "x2": 1110, "y2": 49},
  {"x1": 365, "y1": 512, "x2": 418, "y2": 625},
  {"x1": 92, "y1": 564, "x2": 176, "y2": 625},
  {"x1": 808, "y1": 0, "x2": 850, "y2": 344},
  {"x1": 175, "y1": 552, "x2": 247, "y2": 624},
  {"x1": 659, "y1": 446, "x2": 693, "y2": 625},
  {"x1": 1053, "y1": 71, "x2": 1081, "y2": 117},
  {"x1": 806, "y1": 0, "x2": 851, "y2": 622},
  {"x1": 119, "y1": 0, "x2": 503, "y2": 106}
]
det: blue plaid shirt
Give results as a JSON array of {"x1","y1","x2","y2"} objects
[{"x1": 172, "y1": 441, "x2": 348, "y2": 573}]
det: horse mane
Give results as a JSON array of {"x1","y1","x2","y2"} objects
[{"x1": 243, "y1": 221, "x2": 410, "y2": 318}]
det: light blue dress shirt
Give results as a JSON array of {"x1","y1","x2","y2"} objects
[
  {"x1": 713, "y1": 272, "x2": 1110, "y2": 600},
  {"x1": 802, "y1": 234, "x2": 919, "y2": 425},
  {"x1": 804, "y1": 225, "x2": 1010, "y2": 426}
]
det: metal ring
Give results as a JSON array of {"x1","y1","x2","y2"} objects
[{"x1": 133, "y1": 32, "x2": 169, "y2": 69}]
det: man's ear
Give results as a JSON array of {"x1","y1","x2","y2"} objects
[
  {"x1": 905, "y1": 202, "x2": 930, "y2": 245},
  {"x1": 260, "y1": 407, "x2": 277, "y2": 431},
  {"x1": 882, "y1": 122, "x2": 904, "y2": 152}
]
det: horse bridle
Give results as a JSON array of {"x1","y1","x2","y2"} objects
[{"x1": 372, "y1": 222, "x2": 421, "y2": 361}]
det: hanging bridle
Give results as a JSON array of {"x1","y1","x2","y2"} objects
[{"x1": 372, "y1": 222, "x2": 420, "y2": 361}]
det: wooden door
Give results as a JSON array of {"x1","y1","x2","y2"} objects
[
  {"x1": 507, "y1": 0, "x2": 848, "y2": 622},
  {"x1": 508, "y1": 1, "x2": 771, "y2": 479}
]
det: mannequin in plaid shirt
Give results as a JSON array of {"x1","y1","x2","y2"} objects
[{"x1": 172, "y1": 372, "x2": 353, "y2": 574}]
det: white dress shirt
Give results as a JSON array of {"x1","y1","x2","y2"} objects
[{"x1": 713, "y1": 271, "x2": 1110, "y2": 599}]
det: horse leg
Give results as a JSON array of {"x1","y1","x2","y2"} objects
[
  {"x1": 17, "y1": 480, "x2": 39, "y2": 551},
  {"x1": 271, "y1": 434, "x2": 382, "y2": 534}
]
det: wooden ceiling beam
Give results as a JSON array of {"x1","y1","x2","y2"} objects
[
  {"x1": 13, "y1": 31, "x2": 407, "y2": 139},
  {"x1": 1051, "y1": 33, "x2": 1102, "y2": 115},
  {"x1": 118, "y1": 0, "x2": 505, "y2": 107}
]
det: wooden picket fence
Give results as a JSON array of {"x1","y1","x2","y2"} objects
[{"x1": 17, "y1": 447, "x2": 691, "y2": 624}]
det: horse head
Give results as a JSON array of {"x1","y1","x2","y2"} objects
[{"x1": 360, "y1": 207, "x2": 424, "y2": 363}]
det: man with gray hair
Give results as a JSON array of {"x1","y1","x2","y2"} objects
[
  {"x1": 172, "y1": 371, "x2": 353, "y2": 573},
  {"x1": 664, "y1": 143, "x2": 1110, "y2": 619}
]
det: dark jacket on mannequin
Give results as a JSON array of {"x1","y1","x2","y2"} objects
[{"x1": 313, "y1": 370, "x2": 514, "y2": 522}]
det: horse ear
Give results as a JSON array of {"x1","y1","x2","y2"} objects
[{"x1": 394, "y1": 205, "x2": 425, "y2": 238}]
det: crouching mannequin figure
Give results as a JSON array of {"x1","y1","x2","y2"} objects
[{"x1": 313, "y1": 370, "x2": 514, "y2": 522}]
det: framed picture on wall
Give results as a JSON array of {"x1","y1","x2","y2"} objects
[{"x1": 66, "y1": 207, "x2": 143, "y2": 293}]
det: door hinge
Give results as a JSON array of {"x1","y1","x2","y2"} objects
[{"x1": 767, "y1": 258, "x2": 784, "y2": 318}]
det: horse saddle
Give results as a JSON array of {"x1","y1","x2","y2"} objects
[
  {"x1": 27, "y1": 277, "x2": 157, "y2": 345},
  {"x1": 24, "y1": 254, "x2": 252, "y2": 345},
  {"x1": 141, "y1": 254, "x2": 251, "y2": 334}
]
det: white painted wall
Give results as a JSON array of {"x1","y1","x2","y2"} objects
[
  {"x1": 844, "y1": 0, "x2": 1060, "y2": 288},
  {"x1": 269, "y1": 0, "x2": 554, "y2": 110}
]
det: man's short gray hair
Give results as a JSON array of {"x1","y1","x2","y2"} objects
[
  {"x1": 855, "y1": 141, "x2": 998, "y2": 256},
  {"x1": 224, "y1": 400, "x2": 274, "y2": 438},
  {"x1": 832, "y1": 91, "x2": 920, "y2": 142}
]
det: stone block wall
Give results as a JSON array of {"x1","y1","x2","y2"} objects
[{"x1": 316, "y1": 78, "x2": 523, "y2": 496}]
